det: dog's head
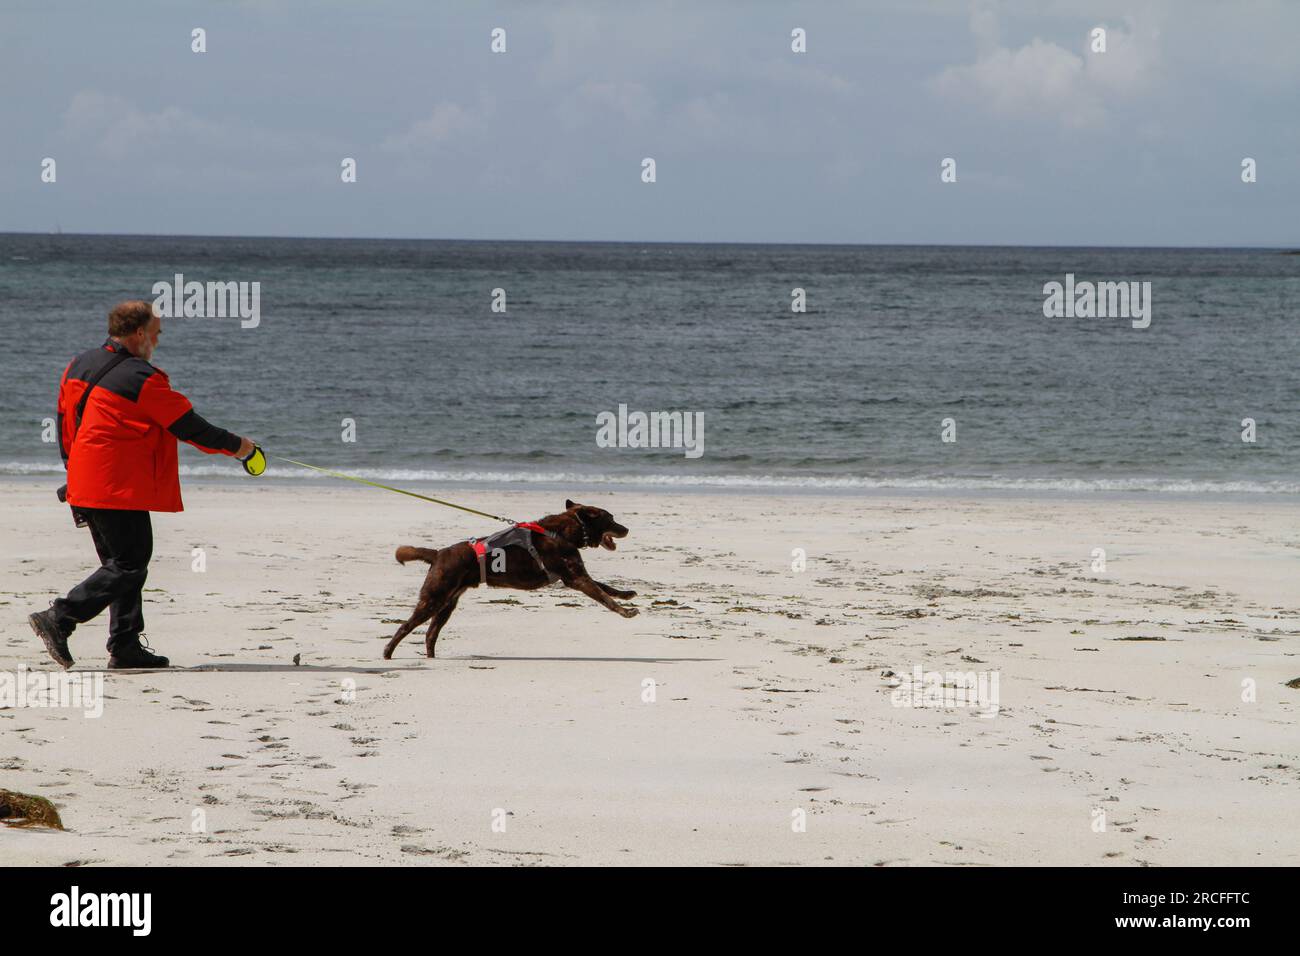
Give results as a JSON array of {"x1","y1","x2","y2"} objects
[{"x1": 564, "y1": 500, "x2": 629, "y2": 550}]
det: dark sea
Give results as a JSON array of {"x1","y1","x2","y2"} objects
[{"x1": 2, "y1": 234, "x2": 1297, "y2": 495}]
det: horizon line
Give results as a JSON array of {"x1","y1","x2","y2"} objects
[{"x1": 1, "y1": 230, "x2": 1296, "y2": 252}]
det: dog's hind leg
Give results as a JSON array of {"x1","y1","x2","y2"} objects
[
  {"x1": 563, "y1": 573, "x2": 639, "y2": 618},
  {"x1": 424, "y1": 589, "x2": 464, "y2": 658},
  {"x1": 597, "y1": 581, "x2": 637, "y2": 600},
  {"x1": 384, "y1": 595, "x2": 439, "y2": 660}
]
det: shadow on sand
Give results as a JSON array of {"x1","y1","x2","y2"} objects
[{"x1": 91, "y1": 656, "x2": 720, "y2": 673}]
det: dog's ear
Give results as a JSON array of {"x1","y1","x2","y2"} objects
[{"x1": 565, "y1": 499, "x2": 576, "y2": 510}]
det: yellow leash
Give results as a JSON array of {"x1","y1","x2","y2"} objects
[{"x1": 257, "y1": 450, "x2": 515, "y2": 524}]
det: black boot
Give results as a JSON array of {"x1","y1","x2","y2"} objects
[
  {"x1": 107, "y1": 635, "x2": 170, "y2": 670},
  {"x1": 29, "y1": 608, "x2": 74, "y2": 669}
]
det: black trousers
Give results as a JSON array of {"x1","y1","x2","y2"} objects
[{"x1": 51, "y1": 508, "x2": 153, "y2": 654}]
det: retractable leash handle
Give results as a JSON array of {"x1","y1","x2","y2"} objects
[{"x1": 240, "y1": 443, "x2": 267, "y2": 477}]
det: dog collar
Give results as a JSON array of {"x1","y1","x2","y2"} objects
[{"x1": 570, "y1": 514, "x2": 589, "y2": 548}]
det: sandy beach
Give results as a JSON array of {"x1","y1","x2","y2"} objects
[{"x1": 2, "y1": 478, "x2": 1297, "y2": 866}]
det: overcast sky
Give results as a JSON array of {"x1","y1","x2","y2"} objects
[{"x1": 1, "y1": 0, "x2": 1296, "y2": 246}]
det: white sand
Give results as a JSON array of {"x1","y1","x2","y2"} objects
[{"x1": 2, "y1": 479, "x2": 1297, "y2": 866}]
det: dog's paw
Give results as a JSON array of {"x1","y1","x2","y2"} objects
[
  {"x1": 621, "y1": 590, "x2": 637, "y2": 600},
  {"x1": 620, "y1": 606, "x2": 639, "y2": 618}
]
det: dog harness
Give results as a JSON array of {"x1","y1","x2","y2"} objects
[{"x1": 469, "y1": 522, "x2": 561, "y2": 586}]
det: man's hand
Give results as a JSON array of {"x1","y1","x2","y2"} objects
[{"x1": 235, "y1": 437, "x2": 256, "y2": 459}]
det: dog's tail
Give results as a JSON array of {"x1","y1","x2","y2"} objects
[{"x1": 395, "y1": 545, "x2": 440, "y2": 565}]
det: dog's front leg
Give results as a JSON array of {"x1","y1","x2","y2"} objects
[
  {"x1": 566, "y1": 573, "x2": 638, "y2": 618},
  {"x1": 597, "y1": 581, "x2": 637, "y2": 600}
]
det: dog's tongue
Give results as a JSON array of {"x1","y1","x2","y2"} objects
[{"x1": 600, "y1": 533, "x2": 617, "y2": 551}]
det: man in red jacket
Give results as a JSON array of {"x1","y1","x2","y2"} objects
[{"x1": 28, "y1": 300, "x2": 255, "y2": 670}]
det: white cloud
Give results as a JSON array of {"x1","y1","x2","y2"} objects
[
  {"x1": 380, "y1": 100, "x2": 489, "y2": 155},
  {"x1": 570, "y1": 81, "x2": 656, "y2": 126},
  {"x1": 683, "y1": 91, "x2": 728, "y2": 129},
  {"x1": 60, "y1": 90, "x2": 338, "y2": 167},
  {"x1": 63, "y1": 91, "x2": 225, "y2": 160},
  {"x1": 930, "y1": 9, "x2": 1157, "y2": 129}
]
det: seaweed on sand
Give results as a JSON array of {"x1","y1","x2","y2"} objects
[{"x1": 0, "y1": 788, "x2": 65, "y2": 829}]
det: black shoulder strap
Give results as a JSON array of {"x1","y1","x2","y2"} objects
[{"x1": 73, "y1": 348, "x2": 133, "y2": 433}]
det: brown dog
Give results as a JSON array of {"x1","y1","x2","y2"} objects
[{"x1": 384, "y1": 500, "x2": 636, "y2": 658}]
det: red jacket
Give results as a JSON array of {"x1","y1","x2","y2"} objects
[{"x1": 58, "y1": 340, "x2": 241, "y2": 512}]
